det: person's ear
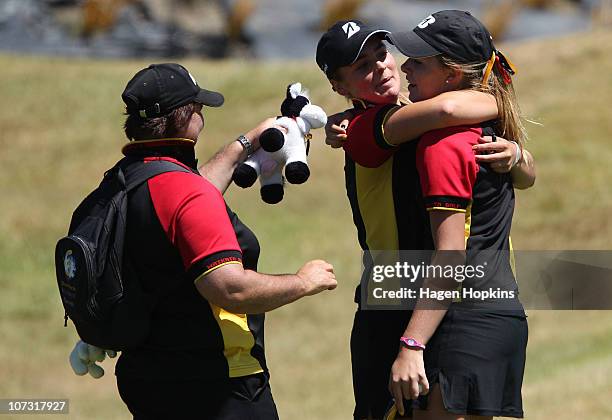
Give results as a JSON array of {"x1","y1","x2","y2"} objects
[
  {"x1": 190, "y1": 110, "x2": 202, "y2": 125},
  {"x1": 445, "y1": 67, "x2": 463, "y2": 89}
]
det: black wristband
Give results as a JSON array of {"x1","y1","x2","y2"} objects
[{"x1": 236, "y1": 135, "x2": 253, "y2": 156}]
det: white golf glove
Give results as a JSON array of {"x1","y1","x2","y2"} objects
[{"x1": 69, "y1": 340, "x2": 117, "y2": 379}]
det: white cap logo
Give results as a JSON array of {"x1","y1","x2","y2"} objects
[
  {"x1": 188, "y1": 72, "x2": 198, "y2": 86},
  {"x1": 342, "y1": 21, "x2": 361, "y2": 39},
  {"x1": 417, "y1": 15, "x2": 436, "y2": 29}
]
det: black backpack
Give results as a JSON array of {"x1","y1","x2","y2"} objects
[{"x1": 55, "y1": 157, "x2": 190, "y2": 351}]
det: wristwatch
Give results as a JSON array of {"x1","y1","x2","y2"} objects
[
  {"x1": 236, "y1": 135, "x2": 253, "y2": 156},
  {"x1": 399, "y1": 336, "x2": 426, "y2": 350}
]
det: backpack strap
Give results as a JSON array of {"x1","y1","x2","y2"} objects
[{"x1": 122, "y1": 159, "x2": 192, "y2": 193}]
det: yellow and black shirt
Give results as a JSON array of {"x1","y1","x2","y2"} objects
[
  {"x1": 343, "y1": 104, "x2": 520, "y2": 309},
  {"x1": 115, "y1": 154, "x2": 266, "y2": 381},
  {"x1": 416, "y1": 124, "x2": 521, "y2": 309},
  {"x1": 342, "y1": 100, "x2": 434, "y2": 302}
]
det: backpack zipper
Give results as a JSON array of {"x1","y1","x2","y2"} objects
[{"x1": 70, "y1": 235, "x2": 100, "y2": 320}]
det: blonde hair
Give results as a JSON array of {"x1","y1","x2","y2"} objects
[{"x1": 438, "y1": 54, "x2": 528, "y2": 148}]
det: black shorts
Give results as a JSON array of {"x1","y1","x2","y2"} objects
[
  {"x1": 417, "y1": 309, "x2": 528, "y2": 418},
  {"x1": 351, "y1": 309, "x2": 412, "y2": 419},
  {"x1": 116, "y1": 372, "x2": 279, "y2": 420}
]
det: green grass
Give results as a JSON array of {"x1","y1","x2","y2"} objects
[{"x1": 1, "y1": 30, "x2": 612, "y2": 419}]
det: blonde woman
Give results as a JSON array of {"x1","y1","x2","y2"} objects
[{"x1": 386, "y1": 10, "x2": 530, "y2": 419}]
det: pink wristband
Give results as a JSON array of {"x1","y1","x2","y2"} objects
[{"x1": 399, "y1": 336, "x2": 426, "y2": 350}]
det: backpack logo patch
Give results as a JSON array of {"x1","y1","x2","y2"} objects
[
  {"x1": 64, "y1": 250, "x2": 76, "y2": 279},
  {"x1": 342, "y1": 22, "x2": 361, "y2": 39}
]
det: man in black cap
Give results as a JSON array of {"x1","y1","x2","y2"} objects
[
  {"x1": 122, "y1": 63, "x2": 224, "y2": 119},
  {"x1": 71, "y1": 63, "x2": 338, "y2": 419}
]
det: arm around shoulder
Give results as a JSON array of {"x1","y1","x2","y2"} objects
[{"x1": 383, "y1": 90, "x2": 498, "y2": 146}]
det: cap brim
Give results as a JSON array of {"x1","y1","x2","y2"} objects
[
  {"x1": 349, "y1": 29, "x2": 391, "y2": 65},
  {"x1": 195, "y1": 88, "x2": 224, "y2": 107},
  {"x1": 388, "y1": 30, "x2": 440, "y2": 58}
]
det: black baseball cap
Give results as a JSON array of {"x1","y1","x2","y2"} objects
[
  {"x1": 316, "y1": 20, "x2": 389, "y2": 77},
  {"x1": 388, "y1": 10, "x2": 494, "y2": 64},
  {"x1": 122, "y1": 63, "x2": 224, "y2": 119}
]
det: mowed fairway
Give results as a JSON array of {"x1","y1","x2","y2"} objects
[{"x1": 1, "y1": 30, "x2": 612, "y2": 419}]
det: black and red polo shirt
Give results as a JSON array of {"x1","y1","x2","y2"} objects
[
  {"x1": 115, "y1": 148, "x2": 266, "y2": 381},
  {"x1": 344, "y1": 107, "x2": 521, "y2": 309},
  {"x1": 416, "y1": 124, "x2": 521, "y2": 308},
  {"x1": 416, "y1": 124, "x2": 514, "y2": 248},
  {"x1": 342, "y1": 100, "x2": 433, "y2": 252},
  {"x1": 341, "y1": 100, "x2": 433, "y2": 304}
]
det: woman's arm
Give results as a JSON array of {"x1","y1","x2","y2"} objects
[
  {"x1": 389, "y1": 211, "x2": 466, "y2": 416},
  {"x1": 511, "y1": 150, "x2": 536, "y2": 189},
  {"x1": 324, "y1": 90, "x2": 497, "y2": 152},
  {"x1": 383, "y1": 90, "x2": 498, "y2": 145},
  {"x1": 473, "y1": 136, "x2": 536, "y2": 189},
  {"x1": 195, "y1": 259, "x2": 337, "y2": 314},
  {"x1": 199, "y1": 118, "x2": 275, "y2": 194}
]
